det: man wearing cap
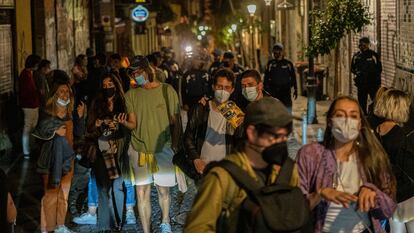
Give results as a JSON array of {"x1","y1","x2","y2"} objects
[
  {"x1": 184, "y1": 97, "x2": 299, "y2": 233},
  {"x1": 119, "y1": 56, "x2": 180, "y2": 233},
  {"x1": 264, "y1": 43, "x2": 298, "y2": 113},
  {"x1": 208, "y1": 48, "x2": 222, "y2": 75},
  {"x1": 351, "y1": 37, "x2": 382, "y2": 114}
]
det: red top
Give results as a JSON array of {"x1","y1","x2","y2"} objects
[{"x1": 18, "y1": 69, "x2": 41, "y2": 108}]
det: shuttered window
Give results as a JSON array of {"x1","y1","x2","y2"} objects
[{"x1": 0, "y1": 24, "x2": 12, "y2": 94}]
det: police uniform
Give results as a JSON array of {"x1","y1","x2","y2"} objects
[
  {"x1": 264, "y1": 58, "x2": 297, "y2": 108},
  {"x1": 351, "y1": 49, "x2": 382, "y2": 114},
  {"x1": 182, "y1": 69, "x2": 211, "y2": 108}
]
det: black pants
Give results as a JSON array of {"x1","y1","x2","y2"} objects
[{"x1": 357, "y1": 84, "x2": 380, "y2": 115}]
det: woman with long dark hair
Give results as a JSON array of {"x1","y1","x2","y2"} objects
[
  {"x1": 297, "y1": 96, "x2": 396, "y2": 233},
  {"x1": 84, "y1": 73, "x2": 132, "y2": 232}
]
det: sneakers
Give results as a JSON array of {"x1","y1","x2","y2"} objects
[
  {"x1": 54, "y1": 225, "x2": 76, "y2": 233},
  {"x1": 160, "y1": 223, "x2": 172, "y2": 233},
  {"x1": 73, "y1": 212, "x2": 97, "y2": 225},
  {"x1": 125, "y1": 209, "x2": 136, "y2": 224}
]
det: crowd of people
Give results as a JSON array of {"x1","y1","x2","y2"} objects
[{"x1": 0, "y1": 38, "x2": 413, "y2": 233}]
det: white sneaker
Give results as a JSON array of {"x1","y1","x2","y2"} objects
[
  {"x1": 54, "y1": 225, "x2": 76, "y2": 233},
  {"x1": 160, "y1": 223, "x2": 172, "y2": 233},
  {"x1": 125, "y1": 209, "x2": 136, "y2": 224},
  {"x1": 72, "y1": 212, "x2": 97, "y2": 225}
]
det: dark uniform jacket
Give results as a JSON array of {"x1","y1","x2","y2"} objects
[
  {"x1": 264, "y1": 58, "x2": 297, "y2": 107},
  {"x1": 351, "y1": 49, "x2": 382, "y2": 87}
]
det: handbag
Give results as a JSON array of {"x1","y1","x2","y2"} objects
[{"x1": 161, "y1": 84, "x2": 201, "y2": 180}]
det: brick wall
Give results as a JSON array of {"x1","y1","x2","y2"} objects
[
  {"x1": 380, "y1": 0, "x2": 397, "y2": 88},
  {"x1": 394, "y1": 0, "x2": 414, "y2": 98}
]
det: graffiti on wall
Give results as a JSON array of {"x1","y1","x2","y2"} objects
[
  {"x1": 394, "y1": 68, "x2": 414, "y2": 98},
  {"x1": 43, "y1": 0, "x2": 89, "y2": 73},
  {"x1": 74, "y1": 0, "x2": 90, "y2": 56},
  {"x1": 393, "y1": 0, "x2": 414, "y2": 96}
]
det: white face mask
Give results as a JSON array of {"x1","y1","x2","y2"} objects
[
  {"x1": 331, "y1": 117, "x2": 360, "y2": 143},
  {"x1": 214, "y1": 90, "x2": 231, "y2": 103},
  {"x1": 56, "y1": 98, "x2": 70, "y2": 107},
  {"x1": 242, "y1": 86, "x2": 259, "y2": 102}
]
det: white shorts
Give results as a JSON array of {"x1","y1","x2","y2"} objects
[{"x1": 128, "y1": 145, "x2": 176, "y2": 187}]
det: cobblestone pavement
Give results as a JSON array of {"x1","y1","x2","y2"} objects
[{"x1": 2, "y1": 96, "x2": 331, "y2": 233}]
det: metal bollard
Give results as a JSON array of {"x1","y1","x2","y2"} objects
[
  {"x1": 302, "y1": 112, "x2": 307, "y2": 145},
  {"x1": 317, "y1": 128, "x2": 324, "y2": 143}
]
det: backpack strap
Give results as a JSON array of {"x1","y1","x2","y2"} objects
[
  {"x1": 213, "y1": 160, "x2": 263, "y2": 193},
  {"x1": 274, "y1": 158, "x2": 294, "y2": 186}
]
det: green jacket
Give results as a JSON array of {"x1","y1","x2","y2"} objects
[{"x1": 184, "y1": 152, "x2": 300, "y2": 233}]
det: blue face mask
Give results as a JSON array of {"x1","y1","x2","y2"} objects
[{"x1": 135, "y1": 74, "x2": 147, "y2": 86}]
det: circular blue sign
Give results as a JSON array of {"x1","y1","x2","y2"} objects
[{"x1": 131, "y1": 5, "x2": 149, "y2": 22}]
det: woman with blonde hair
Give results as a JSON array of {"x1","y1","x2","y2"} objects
[
  {"x1": 374, "y1": 89, "x2": 414, "y2": 233},
  {"x1": 297, "y1": 96, "x2": 396, "y2": 233},
  {"x1": 33, "y1": 70, "x2": 85, "y2": 233}
]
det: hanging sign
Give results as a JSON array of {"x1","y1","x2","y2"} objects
[{"x1": 131, "y1": 5, "x2": 149, "y2": 22}]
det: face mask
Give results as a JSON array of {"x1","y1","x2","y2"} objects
[
  {"x1": 57, "y1": 98, "x2": 70, "y2": 107},
  {"x1": 103, "y1": 87, "x2": 115, "y2": 98},
  {"x1": 242, "y1": 86, "x2": 259, "y2": 102},
  {"x1": 214, "y1": 90, "x2": 231, "y2": 103},
  {"x1": 135, "y1": 74, "x2": 147, "y2": 86},
  {"x1": 331, "y1": 117, "x2": 360, "y2": 143},
  {"x1": 262, "y1": 142, "x2": 289, "y2": 165}
]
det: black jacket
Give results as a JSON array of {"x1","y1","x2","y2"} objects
[
  {"x1": 184, "y1": 103, "x2": 235, "y2": 161},
  {"x1": 351, "y1": 49, "x2": 382, "y2": 87}
]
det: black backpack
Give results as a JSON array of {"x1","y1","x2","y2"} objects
[{"x1": 214, "y1": 158, "x2": 312, "y2": 233}]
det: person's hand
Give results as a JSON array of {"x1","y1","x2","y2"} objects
[
  {"x1": 320, "y1": 188, "x2": 358, "y2": 208},
  {"x1": 107, "y1": 121, "x2": 117, "y2": 130},
  {"x1": 77, "y1": 101, "x2": 86, "y2": 118},
  {"x1": 293, "y1": 89, "x2": 298, "y2": 100},
  {"x1": 95, "y1": 119, "x2": 103, "y2": 127},
  {"x1": 55, "y1": 125, "x2": 67, "y2": 137},
  {"x1": 358, "y1": 187, "x2": 377, "y2": 212},
  {"x1": 193, "y1": 159, "x2": 206, "y2": 174},
  {"x1": 198, "y1": 96, "x2": 209, "y2": 106},
  {"x1": 117, "y1": 113, "x2": 128, "y2": 125}
]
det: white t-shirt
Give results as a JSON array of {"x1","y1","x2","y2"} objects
[
  {"x1": 322, "y1": 153, "x2": 371, "y2": 233},
  {"x1": 200, "y1": 101, "x2": 227, "y2": 163}
]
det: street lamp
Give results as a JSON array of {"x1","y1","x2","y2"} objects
[
  {"x1": 247, "y1": 4, "x2": 257, "y2": 69},
  {"x1": 264, "y1": 0, "x2": 273, "y2": 57},
  {"x1": 264, "y1": 0, "x2": 273, "y2": 6},
  {"x1": 306, "y1": 0, "x2": 318, "y2": 124},
  {"x1": 231, "y1": 24, "x2": 237, "y2": 32},
  {"x1": 247, "y1": 4, "x2": 257, "y2": 16},
  {"x1": 277, "y1": 0, "x2": 294, "y2": 9}
]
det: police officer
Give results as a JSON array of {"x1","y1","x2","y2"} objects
[
  {"x1": 208, "y1": 48, "x2": 222, "y2": 75},
  {"x1": 182, "y1": 55, "x2": 211, "y2": 110},
  {"x1": 351, "y1": 37, "x2": 382, "y2": 114},
  {"x1": 264, "y1": 43, "x2": 298, "y2": 112},
  {"x1": 220, "y1": 51, "x2": 245, "y2": 106}
]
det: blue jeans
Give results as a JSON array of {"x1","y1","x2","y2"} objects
[
  {"x1": 87, "y1": 173, "x2": 98, "y2": 207},
  {"x1": 87, "y1": 174, "x2": 136, "y2": 208},
  {"x1": 97, "y1": 176, "x2": 124, "y2": 230},
  {"x1": 124, "y1": 178, "x2": 136, "y2": 208}
]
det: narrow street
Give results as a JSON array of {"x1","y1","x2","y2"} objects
[{"x1": 1, "y1": 97, "x2": 329, "y2": 233}]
